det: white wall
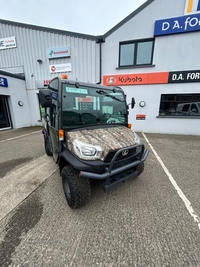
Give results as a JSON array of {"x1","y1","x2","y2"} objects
[
  {"x1": 27, "y1": 89, "x2": 42, "y2": 126},
  {"x1": 123, "y1": 83, "x2": 200, "y2": 135},
  {"x1": 0, "y1": 76, "x2": 32, "y2": 128}
]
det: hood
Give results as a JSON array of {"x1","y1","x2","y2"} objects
[{"x1": 66, "y1": 126, "x2": 138, "y2": 160}]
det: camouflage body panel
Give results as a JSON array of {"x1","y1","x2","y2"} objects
[{"x1": 66, "y1": 126, "x2": 137, "y2": 161}]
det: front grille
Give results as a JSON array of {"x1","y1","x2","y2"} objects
[
  {"x1": 104, "y1": 145, "x2": 144, "y2": 172},
  {"x1": 112, "y1": 154, "x2": 138, "y2": 169},
  {"x1": 104, "y1": 147, "x2": 137, "y2": 162}
]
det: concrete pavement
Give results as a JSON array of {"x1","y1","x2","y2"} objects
[{"x1": 0, "y1": 127, "x2": 200, "y2": 267}]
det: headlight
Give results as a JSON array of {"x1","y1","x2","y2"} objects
[
  {"x1": 73, "y1": 139, "x2": 103, "y2": 160},
  {"x1": 133, "y1": 132, "x2": 141, "y2": 144}
]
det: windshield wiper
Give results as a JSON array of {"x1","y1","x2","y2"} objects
[{"x1": 96, "y1": 90, "x2": 124, "y2": 102}]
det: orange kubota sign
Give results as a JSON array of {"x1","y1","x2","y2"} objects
[{"x1": 103, "y1": 72, "x2": 169, "y2": 86}]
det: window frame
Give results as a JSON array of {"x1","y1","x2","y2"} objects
[
  {"x1": 118, "y1": 38, "x2": 155, "y2": 68},
  {"x1": 48, "y1": 77, "x2": 59, "y2": 92}
]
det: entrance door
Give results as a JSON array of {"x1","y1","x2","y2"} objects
[{"x1": 0, "y1": 95, "x2": 12, "y2": 129}]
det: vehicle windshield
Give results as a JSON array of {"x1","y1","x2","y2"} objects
[{"x1": 62, "y1": 84, "x2": 127, "y2": 128}]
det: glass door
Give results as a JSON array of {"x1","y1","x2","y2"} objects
[{"x1": 0, "y1": 95, "x2": 12, "y2": 129}]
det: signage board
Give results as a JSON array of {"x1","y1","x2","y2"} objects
[
  {"x1": 43, "y1": 80, "x2": 51, "y2": 86},
  {"x1": 103, "y1": 72, "x2": 169, "y2": 86},
  {"x1": 0, "y1": 36, "x2": 17, "y2": 50},
  {"x1": 47, "y1": 46, "x2": 70, "y2": 59},
  {"x1": 154, "y1": 13, "x2": 200, "y2": 36},
  {"x1": 66, "y1": 88, "x2": 88, "y2": 94},
  {"x1": 103, "y1": 70, "x2": 200, "y2": 86},
  {"x1": 136, "y1": 114, "x2": 146, "y2": 120},
  {"x1": 154, "y1": 0, "x2": 200, "y2": 36},
  {"x1": 49, "y1": 63, "x2": 71, "y2": 73},
  {"x1": 0, "y1": 77, "x2": 8, "y2": 87},
  {"x1": 184, "y1": 0, "x2": 200, "y2": 14},
  {"x1": 78, "y1": 97, "x2": 93, "y2": 111},
  {"x1": 168, "y1": 70, "x2": 200, "y2": 83},
  {"x1": 35, "y1": 79, "x2": 51, "y2": 88}
]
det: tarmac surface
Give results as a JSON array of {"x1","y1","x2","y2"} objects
[{"x1": 0, "y1": 126, "x2": 200, "y2": 267}]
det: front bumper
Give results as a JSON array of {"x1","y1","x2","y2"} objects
[
  {"x1": 79, "y1": 145, "x2": 149, "y2": 192},
  {"x1": 79, "y1": 149, "x2": 149, "y2": 180}
]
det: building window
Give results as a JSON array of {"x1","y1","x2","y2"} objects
[
  {"x1": 119, "y1": 38, "x2": 154, "y2": 67},
  {"x1": 159, "y1": 94, "x2": 200, "y2": 116}
]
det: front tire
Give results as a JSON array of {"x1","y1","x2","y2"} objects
[
  {"x1": 137, "y1": 162, "x2": 144, "y2": 176},
  {"x1": 61, "y1": 165, "x2": 91, "y2": 209}
]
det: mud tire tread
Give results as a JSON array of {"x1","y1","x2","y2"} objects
[{"x1": 61, "y1": 165, "x2": 91, "y2": 209}]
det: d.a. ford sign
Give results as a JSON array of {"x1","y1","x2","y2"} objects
[{"x1": 154, "y1": 13, "x2": 200, "y2": 36}]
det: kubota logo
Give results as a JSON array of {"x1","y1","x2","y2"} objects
[
  {"x1": 106, "y1": 77, "x2": 116, "y2": 84},
  {"x1": 122, "y1": 150, "x2": 129, "y2": 156}
]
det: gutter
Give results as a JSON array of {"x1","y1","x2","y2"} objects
[{"x1": 96, "y1": 37, "x2": 105, "y2": 84}]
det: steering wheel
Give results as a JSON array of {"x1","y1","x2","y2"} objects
[{"x1": 99, "y1": 113, "x2": 111, "y2": 123}]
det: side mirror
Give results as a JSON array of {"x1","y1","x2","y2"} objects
[
  {"x1": 39, "y1": 89, "x2": 52, "y2": 107},
  {"x1": 131, "y1": 98, "x2": 136, "y2": 109}
]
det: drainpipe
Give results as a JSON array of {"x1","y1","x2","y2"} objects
[{"x1": 96, "y1": 37, "x2": 105, "y2": 84}]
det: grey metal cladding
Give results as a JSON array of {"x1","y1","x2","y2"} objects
[{"x1": 0, "y1": 20, "x2": 99, "y2": 88}]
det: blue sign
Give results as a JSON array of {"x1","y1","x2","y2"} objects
[
  {"x1": 154, "y1": 13, "x2": 200, "y2": 36},
  {"x1": 0, "y1": 77, "x2": 8, "y2": 87},
  {"x1": 51, "y1": 92, "x2": 58, "y2": 100}
]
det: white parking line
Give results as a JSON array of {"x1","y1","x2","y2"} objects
[
  {"x1": 0, "y1": 130, "x2": 41, "y2": 143},
  {"x1": 142, "y1": 133, "x2": 200, "y2": 231}
]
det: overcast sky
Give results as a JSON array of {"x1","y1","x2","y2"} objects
[{"x1": 1, "y1": 0, "x2": 147, "y2": 35}]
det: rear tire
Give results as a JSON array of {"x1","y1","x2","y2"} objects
[
  {"x1": 61, "y1": 165, "x2": 91, "y2": 209},
  {"x1": 44, "y1": 136, "x2": 52, "y2": 156}
]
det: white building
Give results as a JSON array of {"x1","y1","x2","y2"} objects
[{"x1": 0, "y1": 0, "x2": 200, "y2": 134}]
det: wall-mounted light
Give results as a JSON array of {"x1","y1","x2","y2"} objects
[
  {"x1": 139, "y1": 101, "x2": 146, "y2": 107},
  {"x1": 37, "y1": 59, "x2": 42, "y2": 63},
  {"x1": 18, "y1": 101, "x2": 24, "y2": 107}
]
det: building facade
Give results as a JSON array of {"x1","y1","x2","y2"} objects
[
  {"x1": 0, "y1": 22, "x2": 100, "y2": 130},
  {"x1": 0, "y1": 0, "x2": 200, "y2": 134}
]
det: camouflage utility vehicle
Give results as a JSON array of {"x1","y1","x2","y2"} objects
[{"x1": 39, "y1": 75, "x2": 149, "y2": 209}]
